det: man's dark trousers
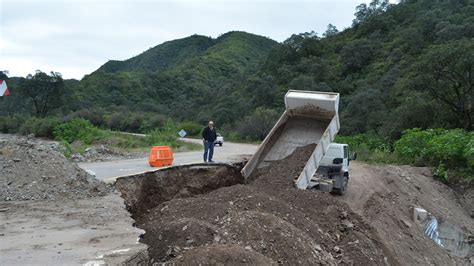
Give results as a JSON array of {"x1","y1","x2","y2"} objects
[{"x1": 203, "y1": 140, "x2": 214, "y2": 162}]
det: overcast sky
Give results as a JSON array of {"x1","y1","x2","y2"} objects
[{"x1": 0, "y1": 0, "x2": 395, "y2": 80}]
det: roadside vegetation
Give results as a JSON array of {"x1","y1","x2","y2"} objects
[
  {"x1": 0, "y1": 116, "x2": 201, "y2": 157},
  {"x1": 336, "y1": 128, "x2": 474, "y2": 183}
]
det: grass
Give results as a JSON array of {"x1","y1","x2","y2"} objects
[
  {"x1": 105, "y1": 130, "x2": 202, "y2": 152},
  {"x1": 59, "y1": 129, "x2": 202, "y2": 158}
]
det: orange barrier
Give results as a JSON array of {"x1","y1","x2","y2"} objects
[{"x1": 149, "y1": 146, "x2": 174, "y2": 167}]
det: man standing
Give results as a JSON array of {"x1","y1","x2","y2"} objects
[{"x1": 202, "y1": 121, "x2": 217, "y2": 162}]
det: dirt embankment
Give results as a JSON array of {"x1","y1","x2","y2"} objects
[
  {"x1": 344, "y1": 162, "x2": 473, "y2": 265},
  {"x1": 449, "y1": 181, "x2": 474, "y2": 219},
  {"x1": 119, "y1": 145, "x2": 393, "y2": 265},
  {"x1": 0, "y1": 135, "x2": 111, "y2": 201}
]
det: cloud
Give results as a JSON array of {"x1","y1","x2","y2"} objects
[{"x1": 0, "y1": 0, "x2": 384, "y2": 79}]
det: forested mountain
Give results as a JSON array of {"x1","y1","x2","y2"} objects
[
  {"x1": 245, "y1": 0, "x2": 473, "y2": 138},
  {"x1": 96, "y1": 35, "x2": 216, "y2": 73},
  {"x1": 68, "y1": 31, "x2": 278, "y2": 126}
]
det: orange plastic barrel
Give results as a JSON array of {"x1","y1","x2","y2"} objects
[{"x1": 148, "y1": 146, "x2": 174, "y2": 167}]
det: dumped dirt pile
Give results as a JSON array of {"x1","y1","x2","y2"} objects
[
  {"x1": 0, "y1": 135, "x2": 110, "y2": 201},
  {"x1": 126, "y1": 146, "x2": 392, "y2": 265},
  {"x1": 344, "y1": 162, "x2": 474, "y2": 265}
]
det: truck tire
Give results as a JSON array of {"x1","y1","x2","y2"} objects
[
  {"x1": 219, "y1": 143, "x2": 223, "y2": 147},
  {"x1": 334, "y1": 175, "x2": 348, "y2": 195}
]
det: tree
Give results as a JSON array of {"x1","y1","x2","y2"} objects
[
  {"x1": 352, "y1": 0, "x2": 390, "y2": 26},
  {"x1": 340, "y1": 38, "x2": 375, "y2": 72},
  {"x1": 413, "y1": 39, "x2": 474, "y2": 129},
  {"x1": 18, "y1": 70, "x2": 65, "y2": 117},
  {"x1": 237, "y1": 107, "x2": 280, "y2": 140},
  {"x1": 323, "y1": 24, "x2": 339, "y2": 37},
  {"x1": 283, "y1": 31, "x2": 319, "y2": 51},
  {"x1": 244, "y1": 75, "x2": 277, "y2": 107},
  {"x1": 0, "y1": 71, "x2": 8, "y2": 80},
  {"x1": 340, "y1": 88, "x2": 387, "y2": 134}
]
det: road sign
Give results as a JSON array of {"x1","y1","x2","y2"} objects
[
  {"x1": 178, "y1": 129, "x2": 187, "y2": 138},
  {"x1": 0, "y1": 80, "x2": 9, "y2": 97}
]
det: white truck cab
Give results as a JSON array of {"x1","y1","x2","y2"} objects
[{"x1": 312, "y1": 143, "x2": 354, "y2": 195}]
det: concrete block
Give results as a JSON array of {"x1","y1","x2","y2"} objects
[{"x1": 414, "y1": 207, "x2": 428, "y2": 223}]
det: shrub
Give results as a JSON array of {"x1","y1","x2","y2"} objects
[
  {"x1": 336, "y1": 133, "x2": 390, "y2": 151},
  {"x1": 335, "y1": 133, "x2": 393, "y2": 163},
  {"x1": 425, "y1": 129, "x2": 467, "y2": 168},
  {"x1": 19, "y1": 116, "x2": 60, "y2": 138},
  {"x1": 463, "y1": 134, "x2": 474, "y2": 170},
  {"x1": 395, "y1": 128, "x2": 470, "y2": 168},
  {"x1": 237, "y1": 107, "x2": 280, "y2": 140},
  {"x1": 0, "y1": 115, "x2": 28, "y2": 133},
  {"x1": 224, "y1": 131, "x2": 243, "y2": 142},
  {"x1": 140, "y1": 114, "x2": 167, "y2": 133},
  {"x1": 59, "y1": 140, "x2": 74, "y2": 159},
  {"x1": 394, "y1": 128, "x2": 444, "y2": 165},
  {"x1": 433, "y1": 163, "x2": 448, "y2": 183},
  {"x1": 53, "y1": 119, "x2": 103, "y2": 144},
  {"x1": 105, "y1": 112, "x2": 125, "y2": 131},
  {"x1": 145, "y1": 122, "x2": 180, "y2": 148},
  {"x1": 68, "y1": 108, "x2": 106, "y2": 127}
]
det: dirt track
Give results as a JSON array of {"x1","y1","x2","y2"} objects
[{"x1": 0, "y1": 193, "x2": 147, "y2": 265}]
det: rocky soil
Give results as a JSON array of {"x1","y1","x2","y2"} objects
[
  {"x1": 0, "y1": 134, "x2": 111, "y2": 201},
  {"x1": 126, "y1": 145, "x2": 394, "y2": 265}
]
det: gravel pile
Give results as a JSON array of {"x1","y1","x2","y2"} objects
[{"x1": 0, "y1": 135, "x2": 111, "y2": 201}]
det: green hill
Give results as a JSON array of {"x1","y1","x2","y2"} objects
[
  {"x1": 96, "y1": 35, "x2": 215, "y2": 73},
  {"x1": 70, "y1": 31, "x2": 278, "y2": 125}
]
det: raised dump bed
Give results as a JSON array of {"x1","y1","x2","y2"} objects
[{"x1": 241, "y1": 90, "x2": 340, "y2": 189}]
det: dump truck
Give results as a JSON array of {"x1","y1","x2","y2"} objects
[{"x1": 242, "y1": 90, "x2": 349, "y2": 192}]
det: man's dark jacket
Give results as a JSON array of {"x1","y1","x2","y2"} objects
[{"x1": 202, "y1": 127, "x2": 217, "y2": 142}]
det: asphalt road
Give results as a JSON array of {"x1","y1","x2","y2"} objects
[{"x1": 78, "y1": 138, "x2": 258, "y2": 182}]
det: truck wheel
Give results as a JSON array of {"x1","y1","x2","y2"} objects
[
  {"x1": 334, "y1": 175, "x2": 348, "y2": 195},
  {"x1": 219, "y1": 143, "x2": 223, "y2": 147}
]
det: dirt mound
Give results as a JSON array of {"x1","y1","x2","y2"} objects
[
  {"x1": 0, "y1": 134, "x2": 110, "y2": 201},
  {"x1": 343, "y1": 162, "x2": 474, "y2": 265},
  {"x1": 128, "y1": 145, "x2": 392, "y2": 265},
  {"x1": 170, "y1": 244, "x2": 276, "y2": 264}
]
